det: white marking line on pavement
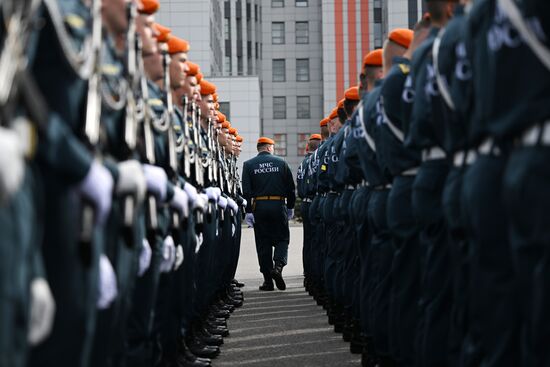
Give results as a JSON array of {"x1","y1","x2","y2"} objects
[
  {"x1": 229, "y1": 308, "x2": 321, "y2": 318},
  {"x1": 229, "y1": 313, "x2": 326, "y2": 324},
  {"x1": 233, "y1": 302, "x2": 317, "y2": 313},
  {"x1": 221, "y1": 338, "x2": 343, "y2": 353},
  {"x1": 243, "y1": 296, "x2": 313, "y2": 305},
  {"x1": 243, "y1": 291, "x2": 310, "y2": 300},
  {"x1": 215, "y1": 350, "x2": 351, "y2": 366},
  {"x1": 224, "y1": 327, "x2": 333, "y2": 343}
]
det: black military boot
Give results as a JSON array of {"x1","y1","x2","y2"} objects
[
  {"x1": 259, "y1": 273, "x2": 275, "y2": 291},
  {"x1": 271, "y1": 262, "x2": 286, "y2": 290}
]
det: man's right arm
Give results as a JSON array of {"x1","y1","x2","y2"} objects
[{"x1": 241, "y1": 161, "x2": 253, "y2": 213}]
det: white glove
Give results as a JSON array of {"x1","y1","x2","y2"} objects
[
  {"x1": 242, "y1": 199, "x2": 247, "y2": 208},
  {"x1": 227, "y1": 198, "x2": 238, "y2": 213},
  {"x1": 183, "y1": 182, "x2": 199, "y2": 206},
  {"x1": 27, "y1": 278, "x2": 56, "y2": 346},
  {"x1": 116, "y1": 160, "x2": 146, "y2": 204},
  {"x1": 174, "y1": 245, "x2": 184, "y2": 270},
  {"x1": 160, "y1": 236, "x2": 176, "y2": 273},
  {"x1": 287, "y1": 208, "x2": 295, "y2": 220},
  {"x1": 138, "y1": 238, "x2": 152, "y2": 277},
  {"x1": 194, "y1": 193, "x2": 209, "y2": 212},
  {"x1": 0, "y1": 127, "x2": 25, "y2": 204},
  {"x1": 245, "y1": 213, "x2": 255, "y2": 227},
  {"x1": 142, "y1": 164, "x2": 168, "y2": 202},
  {"x1": 205, "y1": 187, "x2": 221, "y2": 202},
  {"x1": 170, "y1": 186, "x2": 189, "y2": 218},
  {"x1": 79, "y1": 160, "x2": 114, "y2": 226},
  {"x1": 218, "y1": 196, "x2": 228, "y2": 209},
  {"x1": 97, "y1": 254, "x2": 118, "y2": 310}
]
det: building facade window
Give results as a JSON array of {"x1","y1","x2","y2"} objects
[
  {"x1": 273, "y1": 133, "x2": 287, "y2": 156},
  {"x1": 297, "y1": 96, "x2": 310, "y2": 118},
  {"x1": 219, "y1": 102, "x2": 231, "y2": 121},
  {"x1": 273, "y1": 97, "x2": 287, "y2": 119},
  {"x1": 272, "y1": 0, "x2": 284, "y2": 8},
  {"x1": 295, "y1": 21, "x2": 309, "y2": 44},
  {"x1": 224, "y1": 56, "x2": 232, "y2": 75},
  {"x1": 237, "y1": 56, "x2": 243, "y2": 75},
  {"x1": 296, "y1": 58, "x2": 309, "y2": 81},
  {"x1": 295, "y1": 0, "x2": 308, "y2": 7},
  {"x1": 272, "y1": 59, "x2": 286, "y2": 81},
  {"x1": 271, "y1": 22, "x2": 285, "y2": 44},
  {"x1": 297, "y1": 133, "x2": 309, "y2": 156}
]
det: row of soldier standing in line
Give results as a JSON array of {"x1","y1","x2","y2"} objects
[
  {"x1": 297, "y1": 0, "x2": 550, "y2": 366},
  {"x1": 0, "y1": 0, "x2": 249, "y2": 367}
]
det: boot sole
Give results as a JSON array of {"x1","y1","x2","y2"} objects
[{"x1": 271, "y1": 271, "x2": 286, "y2": 290}]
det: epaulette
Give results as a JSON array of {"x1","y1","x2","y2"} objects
[
  {"x1": 101, "y1": 64, "x2": 121, "y2": 76},
  {"x1": 64, "y1": 14, "x2": 85, "y2": 30},
  {"x1": 398, "y1": 63, "x2": 410, "y2": 75},
  {"x1": 148, "y1": 98, "x2": 164, "y2": 107}
]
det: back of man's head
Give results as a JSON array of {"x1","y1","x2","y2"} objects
[
  {"x1": 426, "y1": 0, "x2": 457, "y2": 27},
  {"x1": 308, "y1": 139, "x2": 320, "y2": 152}
]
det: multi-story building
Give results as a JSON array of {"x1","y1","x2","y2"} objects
[{"x1": 158, "y1": 0, "x2": 421, "y2": 172}]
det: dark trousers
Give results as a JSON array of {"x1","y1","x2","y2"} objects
[
  {"x1": 411, "y1": 159, "x2": 452, "y2": 367},
  {"x1": 309, "y1": 196, "x2": 326, "y2": 289},
  {"x1": 503, "y1": 146, "x2": 550, "y2": 367},
  {"x1": 301, "y1": 201, "x2": 312, "y2": 278},
  {"x1": 253, "y1": 201, "x2": 289, "y2": 275},
  {"x1": 462, "y1": 154, "x2": 520, "y2": 367},
  {"x1": 194, "y1": 202, "x2": 218, "y2": 316},
  {"x1": 29, "y1": 178, "x2": 100, "y2": 367},
  {"x1": 366, "y1": 189, "x2": 392, "y2": 358},
  {"x1": 387, "y1": 175, "x2": 420, "y2": 366}
]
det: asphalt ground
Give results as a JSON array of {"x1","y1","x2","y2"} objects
[{"x1": 213, "y1": 227, "x2": 361, "y2": 366}]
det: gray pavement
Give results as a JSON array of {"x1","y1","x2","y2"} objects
[{"x1": 213, "y1": 227, "x2": 361, "y2": 366}]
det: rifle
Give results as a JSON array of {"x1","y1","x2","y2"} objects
[
  {"x1": 120, "y1": 1, "x2": 139, "y2": 247},
  {"x1": 136, "y1": 37, "x2": 159, "y2": 245},
  {"x1": 181, "y1": 95, "x2": 192, "y2": 179},
  {"x1": 79, "y1": 0, "x2": 103, "y2": 267},
  {"x1": 162, "y1": 47, "x2": 184, "y2": 238},
  {"x1": 192, "y1": 104, "x2": 204, "y2": 188}
]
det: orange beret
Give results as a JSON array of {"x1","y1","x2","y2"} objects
[
  {"x1": 186, "y1": 62, "x2": 200, "y2": 76},
  {"x1": 221, "y1": 121, "x2": 230, "y2": 129},
  {"x1": 257, "y1": 137, "x2": 275, "y2": 145},
  {"x1": 229, "y1": 128, "x2": 238, "y2": 136},
  {"x1": 196, "y1": 72, "x2": 203, "y2": 83},
  {"x1": 236, "y1": 136, "x2": 243, "y2": 142},
  {"x1": 154, "y1": 24, "x2": 171, "y2": 43},
  {"x1": 329, "y1": 108, "x2": 338, "y2": 120},
  {"x1": 217, "y1": 112, "x2": 226, "y2": 122},
  {"x1": 139, "y1": 0, "x2": 159, "y2": 15},
  {"x1": 167, "y1": 37, "x2": 190, "y2": 54},
  {"x1": 309, "y1": 134, "x2": 322, "y2": 140},
  {"x1": 389, "y1": 28, "x2": 414, "y2": 48},
  {"x1": 320, "y1": 118, "x2": 329, "y2": 127},
  {"x1": 344, "y1": 86, "x2": 360, "y2": 101},
  {"x1": 363, "y1": 49, "x2": 383, "y2": 67},
  {"x1": 200, "y1": 80, "x2": 216, "y2": 95},
  {"x1": 213, "y1": 93, "x2": 219, "y2": 102}
]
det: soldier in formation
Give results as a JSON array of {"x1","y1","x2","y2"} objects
[
  {"x1": 298, "y1": 0, "x2": 550, "y2": 366},
  {"x1": 0, "y1": 0, "x2": 247, "y2": 366}
]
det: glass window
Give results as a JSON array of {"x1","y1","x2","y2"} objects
[
  {"x1": 297, "y1": 133, "x2": 309, "y2": 156},
  {"x1": 274, "y1": 133, "x2": 287, "y2": 156},
  {"x1": 271, "y1": 22, "x2": 285, "y2": 44},
  {"x1": 224, "y1": 56, "x2": 232, "y2": 75},
  {"x1": 273, "y1": 97, "x2": 286, "y2": 119},
  {"x1": 297, "y1": 96, "x2": 310, "y2": 119},
  {"x1": 219, "y1": 102, "x2": 231, "y2": 121},
  {"x1": 296, "y1": 0, "x2": 308, "y2": 7},
  {"x1": 237, "y1": 56, "x2": 243, "y2": 75},
  {"x1": 272, "y1": 59, "x2": 286, "y2": 82},
  {"x1": 296, "y1": 58, "x2": 309, "y2": 82},
  {"x1": 272, "y1": 0, "x2": 284, "y2": 8},
  {"x1": 296, "y1": 22, "x2": 309, "y2": 44},
  {"x1": 224, "y1": 19, "x2": 231, "y2": 40}
]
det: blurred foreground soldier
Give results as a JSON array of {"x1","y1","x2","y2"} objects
[{"x1": 242, "y1": 137, "x2": 296, "y2": 291}]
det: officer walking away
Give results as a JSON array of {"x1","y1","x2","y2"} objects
[{"x1": 242, "y1": 137, "x2": 296, "y2": 291}]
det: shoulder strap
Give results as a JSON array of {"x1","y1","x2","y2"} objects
[
  {"x1": 499, "y1": 0, "x2": 550, "y2": 72},
  {"x1": 432, "y1": 29, "x2": 457, "y2": 110},
  {"x1": 359, "y1": 104, "x2": 377, "y2": 152}
]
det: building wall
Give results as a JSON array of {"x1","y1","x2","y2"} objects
[
  {"x1": 260, "y1": 0, "x2": 324, "y2": 171},
  {"x1": 208, "y1": 76, "x2": 262, "y2": 171},
  {"x1": 157, "y1": 0, "x2": 223, "y2": 77},
  {"x1": 322, "y1": 0, "x2": 371, "y2": 116}
]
